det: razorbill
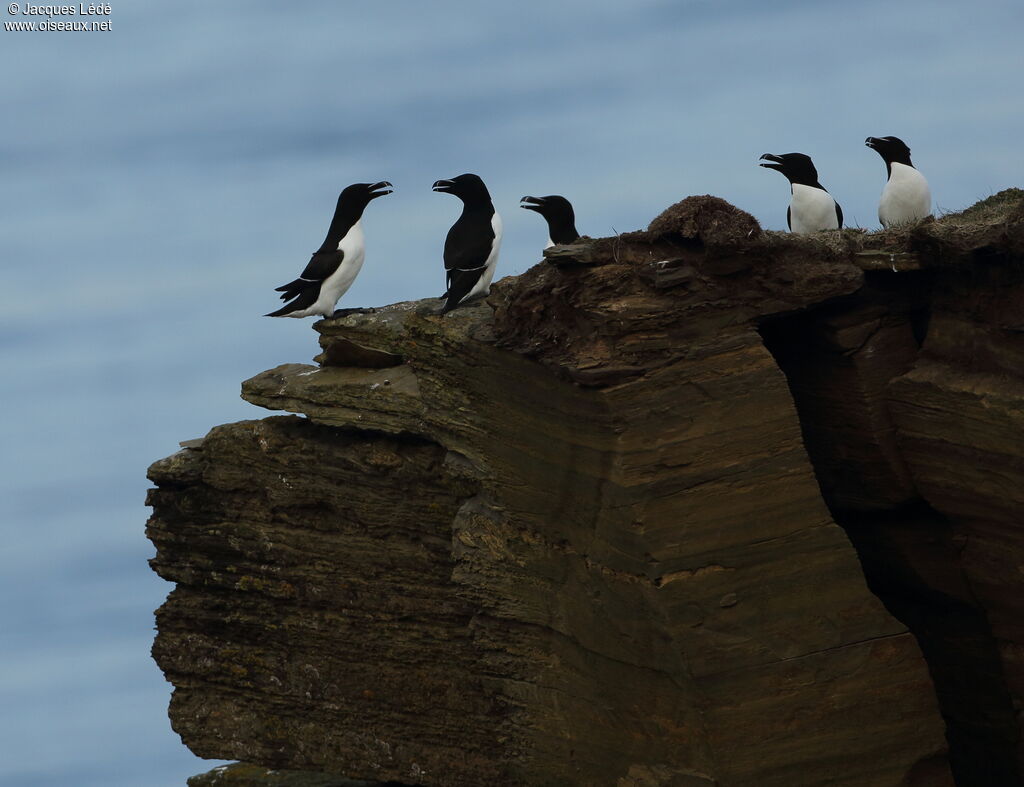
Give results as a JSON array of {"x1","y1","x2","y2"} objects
[
  {"x1": 759, "y1": 152, "x2": 843, "y2": 233},
  {"x1": 265, "y1": 181, "x2": 392, "y2": 318},
  {"x1": 432, "y1": 174, "x2": 502, "y2": 313},
  {"x1": 866, "y1": 136, "x2": 931, "y2": 227},
  {"x1": 520, "y1": 195, "x2": 580, "y2": 248}
]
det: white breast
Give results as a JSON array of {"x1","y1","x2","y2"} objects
[
  {"x1": 312, "y1": 220, "x2": 366, "y2": 316},
  {"x1": 879, "y1": 162, "x2": 931, "y2": 228},
  {"x1": 465, "y1": 210, "x2": 503, "y2": 300},
  {"x1": 790, "y1": 184, "x2": 840, "y2": 233}
]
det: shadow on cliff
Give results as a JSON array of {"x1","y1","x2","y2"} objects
[{"x1": 758, "y1": 188, "x2": 1024, "y2": 785}]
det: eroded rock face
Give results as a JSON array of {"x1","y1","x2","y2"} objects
[
  {"x1": 756, "y1": 191, "x2": 1024, "y2": 785},
  {"x1": 149, "y1": 190, "x2": 1024, "y2": 786}
]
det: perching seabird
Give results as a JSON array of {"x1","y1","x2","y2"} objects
[
  {"x1": 432, "y1": 174, "x2": 502, "y2": 313},
  {"x1": 866, "y1": 136, "x2": 931, "y2": 228},
  {"x1": 265, "y1": 181, "x2": 392, "y2": 318},
  {"x1": 520, "y1": 195, "x2": 580, "y2": 248},
  {"x1": 759, "y1": 153, "x2": 843, "y2": 233}
]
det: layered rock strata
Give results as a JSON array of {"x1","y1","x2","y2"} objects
[{"x1": 150, "y1": 191, "x2": 1024, "y2": 786}]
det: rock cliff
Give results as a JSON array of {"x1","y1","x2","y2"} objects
[{"x1": 148, "y1": 190, "x2": 1024, "y2": 787}]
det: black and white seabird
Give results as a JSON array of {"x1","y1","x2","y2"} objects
[
  {"x1": 432, "y1": 174, "x2": 502, "y2": 313},
  {"x1": 265, "y1": 181, "x2": 392, "y2": 318},
  {"x1": 866, "y1": 136, "x2": 931, "y2": 228},
  {"x1": 759, "y1": 152, "x2": 843, "y2": 233},
  {"x1": 520, "y1": 195, "x2": 580, "y2": 248}
]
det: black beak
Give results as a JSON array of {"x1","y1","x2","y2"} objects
[
  {"x1": 865, "y1": 137, "x2": 880, "y2": 149},
  {"x1": 432, "y1": 179, "x2": 454, "y2": 193},
  {"x1": 759, "y1": 153, "x2": 784, "y2": 171},
  {"x1": 520, "y1": 195, "x2": 545, "y2": 212},
  {"x1": 368, "y1": 181, "x2": 393, "y2": 199}
]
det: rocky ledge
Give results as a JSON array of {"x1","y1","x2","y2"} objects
[{"x1": 149, "y1": 190, "x2": 1024, "y2": 786}]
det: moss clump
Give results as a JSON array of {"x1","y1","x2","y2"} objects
[{"x1": 647, "y1": 195, "x2": 762, "y2": 247}]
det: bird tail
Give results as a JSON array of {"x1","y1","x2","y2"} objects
[
  {"x1": 265, "y1": 302, "x2": 299, "y2": 317},
  {"x1": 265, "y1": 282, "x2": 318, "y2": 317},
  {"x1": 441, "y1": 269, "x2": 482, "y2": 313},
  {"x1": 274, "y1": 278, "x2": 305, "y2": 301}
]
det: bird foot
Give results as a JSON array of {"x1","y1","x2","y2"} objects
[{"x1": 330, "y1": 307, "x2": 375, "y2": 318}]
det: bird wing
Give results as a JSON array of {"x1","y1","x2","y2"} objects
[
  {"x1": 274, "y1": 249, "x2": 344, "y2": 300},
  {"x1": 835, "y1": 201, "x2": 843, "y2": 228},
  {"x1": 442, "y1": 267, "x2": 485, "y2": 313},
  {"x1": 296, "y1": 249, "x2": 345, "y2": 282},
  {"x1": 786, "y1": 205, "x2": 792, "y2": 232},
  {"x1": 443, "y1": 219, "x2": 494, "y2": 273}
]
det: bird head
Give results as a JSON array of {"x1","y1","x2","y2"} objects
[
  {"x1": 759, "y1": 153, "x2": 820, "y2": 186},
  {"x1": 865, "y1": 136, "x2": 913, "y2": 166},
  {"x1": 339, "y1": 181, "x2": 394, "y2": 205},
  {"x1": 432, "y1": 173, "x2": 491, "y2": 203},
  {"x1": 520, "y1": 195, "x2": 574, "y2": 222}
]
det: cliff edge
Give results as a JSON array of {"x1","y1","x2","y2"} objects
[{"x1": 148, "y1": 191, "x2": 1024, "y2": 786}]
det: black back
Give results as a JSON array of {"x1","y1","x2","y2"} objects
[
  {"x1": 865, "y1": 136, "x2": 914, "y2": 178},
  {"x1": 433, "y1": 173, "x2": 496, "y2": 274},
  {"x1": 520, "y1": 195, "x2": 580, "y2": 244},
  {"x1": 432, "y1": 174, "x2": 498, "y2": 312}
]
